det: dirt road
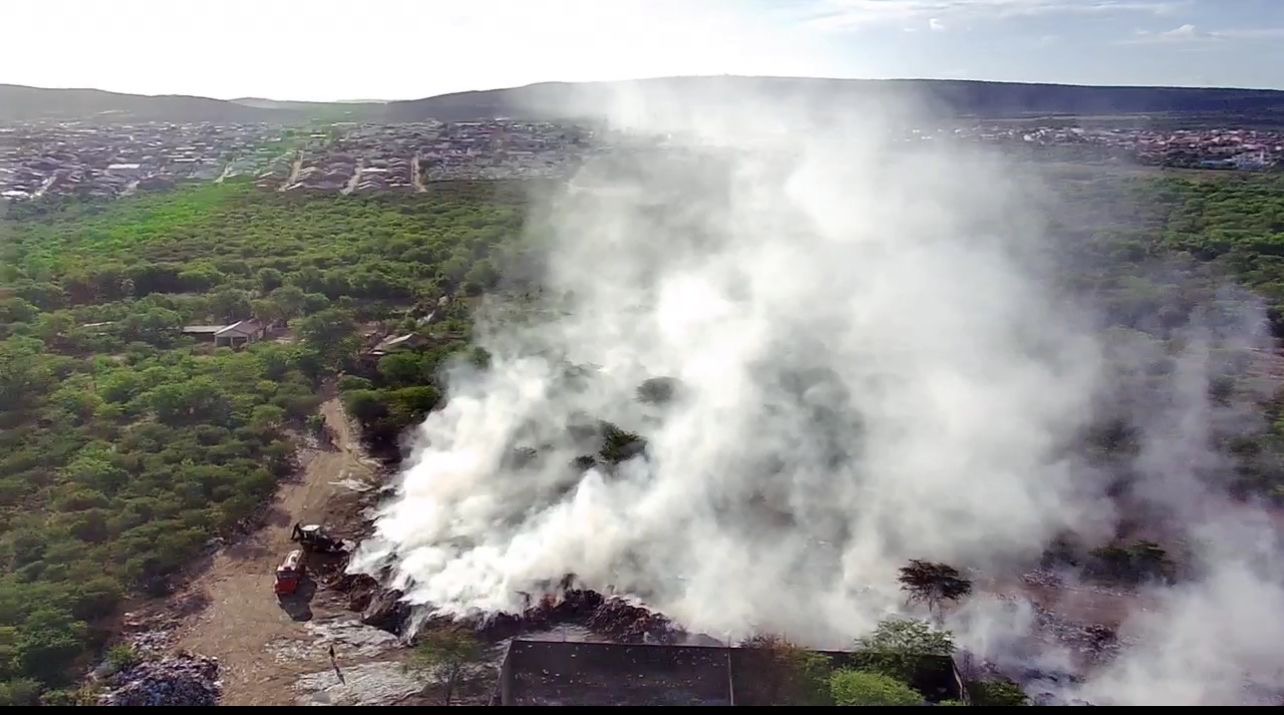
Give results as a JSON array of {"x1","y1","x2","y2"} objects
[
  {"x1": 341, "y1": 159, "x2": 364, "y2": 196},
  {"x1": 279, "y1": 152, "x2": 303, "y2": 192},
  {"x1": 169, "y1": 398, "x2": 386, "y2": 706},
  {"x1": 411, "y1": 155, "x2": 427, "y2": 193}
]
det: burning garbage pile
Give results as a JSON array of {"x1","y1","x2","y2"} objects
[
  {"x1": 339, "y1": 578, "x2": 682, "y2": 644},
  {"x1": 98, "y1": 652, "x2": 222, "y2": 707},
  {"x1": 335, "y1": 558, "x2": 682, "y2": 644},
  {"x1": 476, "y1": 588, "x2": 681, "y2": 643},
  {"x1": 322, "y1": 572, "x2": 413, "y2": 635},
  {"x1": 1033, "y1": 605, "x2": 1124, "y2": 664}
]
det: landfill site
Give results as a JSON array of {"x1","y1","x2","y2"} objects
[
  {"x1": 80, "y1": 387, "x2": 1157, "y2": 707},
  {"x1": 91, "y1": 397, "x2": 758, "y2": 706}
]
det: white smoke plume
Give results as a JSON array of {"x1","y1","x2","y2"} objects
[
  {"x1": 1069, "y1": 316, "x2": 1284, "y2": 705},
  {"x1": 354, "y1": 84, "x2": 1284, "y2": 704}
]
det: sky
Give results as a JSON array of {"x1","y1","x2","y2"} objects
[{"x1": 1, "y1": 0, "x2": 1280, "y2": 101}]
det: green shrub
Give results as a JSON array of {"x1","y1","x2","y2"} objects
[
  {"x1": 829, "y1": 670, "x2": 923, "y2": 706},
  {"x1": 106, "y1": 644, "x2": 139, "y2": 673},
  {"x1": 338, "y1": 375, "x2": 374, "y2": 392},
  {"x1": 856, "y1": 618, "x2": 954, "y2": 683},
  {"x1": 0, "y1": 678, "x2": 42, "y2": 707},
  {"x1": 968, "y1": 678, "x2": 1028, "y2": 706}
]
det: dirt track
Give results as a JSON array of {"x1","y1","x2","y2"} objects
[
  {"x1": 169, "y1": 398, "x2": 384, "y2": 706},
  {"x1": 279, "y1": 153, "x2": 303, "y2": 192},
  {"x1": 412, "y1": 155, "x2": 427, "y2": 193}
]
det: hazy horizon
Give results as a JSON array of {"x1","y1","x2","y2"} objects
[
  {"x1": 5, "y1": 72, "x2": 1284, "y2": 106},
  {"x1": 3, "y1": 1, "x2": 1281, "y2": 102}
]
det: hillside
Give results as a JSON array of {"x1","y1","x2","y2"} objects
[
  {"x1": 0, "y1": 85, "x2": 390, "y2": 124},
  {"x1": 7, "y1": 78, "x2": 1284, "y2": 125},
  {"x1": 0, "y1": 84, "x2": 294, "y2": 123},
  {"x1": 386, "y1": 76, "x2": 1284, "y2": 123}
]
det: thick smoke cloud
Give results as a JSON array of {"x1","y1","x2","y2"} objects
[{"x1": 354, "y1": 86, "x2": 1284, "y2": 704}]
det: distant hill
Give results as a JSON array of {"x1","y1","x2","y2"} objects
[
  {"x1": 386, "y1": 76, "x2": 1284, "y2": 123},
  {"x1": 0, "y1": 84, "x2": 289, "y2": 122},
  {"x1": 6, "y1": 78, "x2": 1284, "y2": 125},
  {"x1": 230, "y1": 97, "x2": 385, "y2": 119},
  {"x1": 230, "y1": 97, "x2": 321, "y2": 111},
  {"x1": 0, "y1": 84, "x2": 391, "y2": 123}
]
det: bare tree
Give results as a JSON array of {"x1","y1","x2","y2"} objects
[
  {"x1": 413, "y1": 626, "x2": 484, "y2": 706},
  {"x1": 897, "y1": 560, "x2": 972, "y2": 616}
]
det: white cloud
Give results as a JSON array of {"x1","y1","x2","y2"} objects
[
  {"x1": 1162, "y1": 22, "x2": 1199, "y2": 38},
  {"x1": 929, "y1": 17, "x2": 947, "y2": 30},
  {"x1": 1126, "y1": 23, "x2": 1284, "y2": 44},
  {"x1": 804, "y1": 0, "x2": 1185, "y2": 32},
  {"x1": 1129, "y1": 22, "x2": 1203, "y2": 42}
]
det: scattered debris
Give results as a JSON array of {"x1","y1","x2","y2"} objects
[
  {"x1": 267, "y1": 620, "x2": 400, "y2": 663},
  {"x1": 99, "y1": 653, "x2": 222, "y2": 707},
  {"x1": 1021, "y1": 568, "x2": 1134, "y2": 598},
  {"x1": 266, "y1": 638, "x2": 313, "y2": 664},
  {"x1": 127, "y1": 630, "x2": 178, "y2": 657},
  {"x1": 118, "y1": 598, "x2": 206, "y2": 656},
  {"x1": 294, "y1": 661, "x2": 430, "y2": 706},
  {"x1": 309, "y1": 619, "x2": 403, "y2": 655},
  {"x1": 1031, "y1": 604, "x2": 1129, "y2": 664},
  {"x1": 362, "y1": 588, "x2": 412, "y2": 634}
]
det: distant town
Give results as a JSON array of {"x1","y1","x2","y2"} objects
[
  {"x1": 0, "y1": 119, "x2": 1279, "y2": 203},
  {"x1": 953, "y1": 124, "x2": 1281, "y2": 170},
  {"x1": 256, "y1": 121, "x2": 594, "y2": 194},
  {"x1": 0, "y1": 120, "x2": 597, "y2": 202},
  {"x1": 0, "y1": 122, "x2": 277, "y2": 201}
]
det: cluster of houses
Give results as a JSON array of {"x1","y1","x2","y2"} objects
[
  {"x1": 0, "y1": 122, "x2": 280, "y2": 201},
  {"x1": 176, "y1": 317, "x2": 443, "y2": 360},
  {"x1": 417, "y1": 120, "x2": 592, "y2": 181},
  {"x1": 954, "y1": 124, "x2": 1282, "y2": 170},
  {"x1": 7, "y1": 116, "x2": 1277, "y2": 206},
  {"x1": 253, "y1": 120, "x2": 595, "y2": 193},
  {"x1": 211, "y1": 118, "x2": 1284, "y2": 197}
]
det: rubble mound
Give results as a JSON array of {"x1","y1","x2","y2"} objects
[
  {"x1": 361, "y1": 588, "x2": 411, "y2": 634},
  {"x1": 1032, "y1": 604, "x2": 1125, "y2": 664},
  {"x1": 333, "y1": 572, "x2": 381, "y2": 612},
  {"x1": 478, "y1": 589, "x2": 679, "y2": 643},
  {"x1": 586, "y1": 595, "x2": 677, "y2": 642},
  {"x1": 331, "y1": 571, "x2": 680, "y2": 644},
  {"x1": 99, "y1": 653, "x2": 221, "y2": 707}
]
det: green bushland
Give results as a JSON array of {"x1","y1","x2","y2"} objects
[{"x1": 0, "y1": 178, "x2": 531, "y2": 699}]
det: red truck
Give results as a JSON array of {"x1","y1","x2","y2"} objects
[{"x1": 274, "y1": 549, "x2": 305, "y2": 596}]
